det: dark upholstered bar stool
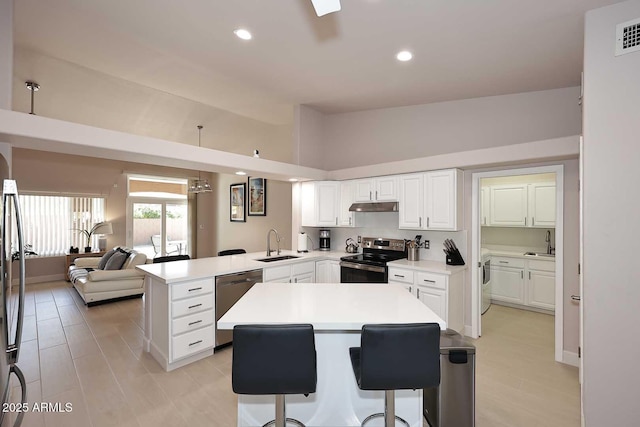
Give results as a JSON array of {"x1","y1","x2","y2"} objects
[
  {"x1": 349, "y1": 323, "x2": 441, "y2": 427},
  {"x1": 232, "y1": 324, "x2": 317, "y2": 427},
  {"x1": 218, "y1": 248, "x2": 246, "y2": 256}
]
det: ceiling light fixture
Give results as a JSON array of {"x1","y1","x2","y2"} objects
[
  {"x1": 25, "y1": 81, "x2": 40, "y2": 115},
  {"x1": 234, "y1": 28, "x2": 252, "y2": 40},
  {"x1": 289, "y1": 178, "x2": 298, "y2": 182},
  {"x1": 235, "y1": 171, "x2": 247, "y2": 176},
  {"x1": 188, "y1": 125, "x2": 213, "y2": 194},
  {"x1": 310, "y1": 0, "x2": 341, "y2": 16},
  {"x1": 396, "y1": 51, "x2": 413, "y2": 62}
]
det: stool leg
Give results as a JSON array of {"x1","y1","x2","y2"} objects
[
  {"x1": 384, "y1": 390, "x2": 395, "y2": 427},
  {"x1": 275, "y1": 395, "x2": 285, "y2": 427}
]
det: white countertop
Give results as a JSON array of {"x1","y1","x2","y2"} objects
[
  {"x1": 217, "y1": 282, "x2": 447, "y2": 331},
  {"x1": 388, "y1": 259, "x2": 467, "y2": 275},
  {"x1": 136, "y1": 250, "x2": 345, "y2": 283}
]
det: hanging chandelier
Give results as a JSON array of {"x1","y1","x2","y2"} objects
[{"x1": 189, "y1": 125, "x2": 213, "y2": 193}]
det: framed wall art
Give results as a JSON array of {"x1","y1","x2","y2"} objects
[
  {"x1": 248, "y1": 177, "x2": 267, "y2": 216},
  {"x1": 230, "y1": 183, "x2": 246, "y2": 222}
]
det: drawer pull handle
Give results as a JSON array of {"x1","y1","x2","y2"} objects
[
  {"x1": 188, "y1": 340, "x2": 203, "y2": 347},
  {"x1": 188, "y1": 320, "x2": 203, "y2": 326},
  {"x1": 499, "y1": 261, "x2": 509, "y2": 264},
  {"x1": 188, "y1": 303, "x2": 203, "y2": 309},
  {"x1": 188, "y1": 287, "x2": 203, "y2": 292},
  {"x1": 394, "y1": 274, "x2": 405, "y2": 278},
  {"x1": 423, "y1": 279, "x2": 436, "y2": 283}
]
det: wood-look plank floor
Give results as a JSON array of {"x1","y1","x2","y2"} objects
[{"x1": 9, "y1": 281, "x2": 580, "y2": 427}]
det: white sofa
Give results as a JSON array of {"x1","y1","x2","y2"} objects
[{"x1": 68, "y1": 248, "x2": 147, "y2": 306}]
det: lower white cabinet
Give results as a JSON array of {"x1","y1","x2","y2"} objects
[
  {"x1": 315, "y1": 260, "x2": 341, "y2": 283},
  {"x1": 264, "y1": 261, "x2": 316, "y2": 283},
  {"x1": 388, "y1": 267, "x2": 464, "y2": 332},
  {"x1": 490, "y1": 256, "x2": 555, "y2": 310}
]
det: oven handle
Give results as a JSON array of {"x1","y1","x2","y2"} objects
[{"x1": 340, "y1": 261, "x2": 386, "y2": 274}]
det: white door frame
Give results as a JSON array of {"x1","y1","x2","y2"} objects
[{"x1": 471, "y1": 164, "x2": 565, "y2": 363}]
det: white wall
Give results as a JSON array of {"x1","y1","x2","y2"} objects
[
  {"x1": 0, "y1": 0, "x2": 11, "y2": 109},
  {"x1": 583, "y1": 1, "x2": 640, "y2": 425},
  {"x1": 315, "y1": 87, "x2": 581, "y2": 170}
]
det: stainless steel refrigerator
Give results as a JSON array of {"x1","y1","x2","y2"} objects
[{"x1": 0, "y1": 179, "x2": 28, "y2": 427}]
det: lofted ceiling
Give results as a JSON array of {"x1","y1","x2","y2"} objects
[{"x1": 13, "y1": 0, "x2": 623, "y2": 127}]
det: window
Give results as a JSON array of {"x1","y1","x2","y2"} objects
[{"x1": 16, "y1": 195, "x2": 105, "y2": 256}]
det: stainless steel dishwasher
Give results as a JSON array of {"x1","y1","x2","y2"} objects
[{"x1": 215, "y1": 269, "x2": 262, "y2": 348}]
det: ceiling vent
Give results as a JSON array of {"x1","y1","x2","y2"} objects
[{"x1": 615, "y1": 17, "x2": 640, "y2": 56}]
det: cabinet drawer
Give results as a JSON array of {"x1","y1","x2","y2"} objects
[
  {"x1": 388, "y1": 268, "x2": 414, "y2": 284},
  {"x1": 527, "y1": 259, "x2": 555, "y2": 272},
  {"x1": 292, "y1": 262, "x2": 314, "y2": 276},
  {"x1": 172, "y1": 310, "x2": 214, "y2": 336},
  {"x1": 416, "y1": 271, "x2": 446, "y2": 290},
  {"x1": 172, "y1": 325, "x2": 214, "y2": 361},
  {"x1": 171, "y1": 279, "x2": 213, "y2": 301},
  {"x1": 491, "y1": 256, "x2": 525, "y2": 268},
  {"x1": 264, "y1": 265, "x2": 291, "y2": 282},
  {"x1": 171, "y1": 294, "x2": 213, "y2": 318}
]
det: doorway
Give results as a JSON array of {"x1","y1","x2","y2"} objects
[{"x1": 471, "y1": 165, "x2": 565, "y2": 363}]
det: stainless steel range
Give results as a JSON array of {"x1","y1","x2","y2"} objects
[{"x1": 340, "y1": 237, "x2": 407, "y2": 283}]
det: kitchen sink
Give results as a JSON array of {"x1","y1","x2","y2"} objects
[
  {"x1": 255, "y1": 255, "x2": 300, "y2": 262},
  {"x1": 523, "y1": 252, "x2": 555, "y2": 258}
]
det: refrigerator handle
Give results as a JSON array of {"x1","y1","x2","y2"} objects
[
  {"x1": 10, "y1": 365, "x2": 27, "y2": 427},
  {"x1": 1, "y1": 192, "x2": 8, "y2": 356},
  {"x1": 11, "y1": 193, "x2": 26, "y2": 365}
]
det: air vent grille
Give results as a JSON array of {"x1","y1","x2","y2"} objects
[{"x1": 616, "y1": 18, "x2": 640, "y2": 56}]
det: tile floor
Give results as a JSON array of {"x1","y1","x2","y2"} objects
[{"x1": 7, "y1": 281, "x2": 580, "y2": 427}]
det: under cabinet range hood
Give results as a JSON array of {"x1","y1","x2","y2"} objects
[{"x1": 349, "y1": 202, "x2": 399, "y2": 212}]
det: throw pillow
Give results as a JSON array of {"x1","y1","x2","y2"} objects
[
  {"x1": 97, "y1": 249, "x2": 118, "y2": 270},
  {"x1": 104, "y1": 250, "x2": 128, "y2": 270}
]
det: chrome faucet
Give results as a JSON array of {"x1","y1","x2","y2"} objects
[
  {"x1": 266, "y1": 229, "x2": 281, "y2": 257},
  {"x1": 545, "y1": 230, "x2": 552, "y2": 255}
]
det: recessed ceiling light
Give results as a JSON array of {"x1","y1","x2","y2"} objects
[
  {"x1": 396, "y1": 50, "x2": 413, "y2": 62},
  {"x1": 235, "y1": 171, "x2": 247, "y2": 175},
  {"x1": 234, "y1": 29, "x2": 252, "y2": 40},
  {"x1": 289, "y1": 178, "x2": 298, "y2": 182}
]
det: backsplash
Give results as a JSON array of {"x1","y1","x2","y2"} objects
[
  {"x1": 301, "y1": 212, "x2": 467, "y2": 264},
  {"x1": 481, "y1": 226, "x2": 554, "y2": 253}
]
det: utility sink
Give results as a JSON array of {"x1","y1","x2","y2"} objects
[
  {"x1": 523, "y1": 252, "x2": 555, "y2": 258},
  {"x1": 256, "y1": 255, "x2": 300, "y2": 263}
]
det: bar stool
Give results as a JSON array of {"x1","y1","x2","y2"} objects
[
  {"x1": 232, "y1": 324, "x2": 317, "y2": 427},
  {"x1": 349, "y1": 323, "x2": 441, "y2": 427}
]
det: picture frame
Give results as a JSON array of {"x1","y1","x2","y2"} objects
[
  {"x1": 230, "y1": 183, "x2": 246, "y2": 222},
  {"x1": 248, "y1": 177, "x2": 267, "y2": 216}
]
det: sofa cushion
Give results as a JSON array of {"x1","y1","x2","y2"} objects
[
  {"x1": 97, "y1": 248, "x2": 118, "y2": 270},
  {"x1": 104, "y1": 250, "x2": 128, "y2": 270}
]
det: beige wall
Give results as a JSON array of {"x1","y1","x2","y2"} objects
[
  {"x1": 312, "y1": 87, "x2": 581, "y2": 170},
  {"x1": 583, "y1": 1, "x2": 640, "y2": 424},
  {"x1": 214, "y1": 173, "x2": 292, "y2": 255},
  {"x1": 12, "y1": 148, "x2": 216, "y2": 281}
]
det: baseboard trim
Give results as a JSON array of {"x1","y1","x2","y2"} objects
[
  {"x1": 562, "y1": 350, "x2": 580, "y2": 367},
  {"x1": 14, "y1": 274, "x2": 66, "y2": 286}
]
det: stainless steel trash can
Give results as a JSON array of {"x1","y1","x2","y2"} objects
[{"x1": 424, "y1": 329, "x2": 476, "y2": 427}]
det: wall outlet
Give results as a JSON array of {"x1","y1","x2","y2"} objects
[
  {"x1": 424, "y1": 240, "x2": 430, "y2": 249},
  {"x1": 357, "y1": 235, "x2": 361, "y2": 243}
]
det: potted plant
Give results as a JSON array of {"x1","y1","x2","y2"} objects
[{"x1": 74, "y1": 222, "x2": 112, "y2": 253}]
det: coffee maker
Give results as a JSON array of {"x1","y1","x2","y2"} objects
[{"x1": 319, "y1": 229, "x2": 330, "y2": 251}]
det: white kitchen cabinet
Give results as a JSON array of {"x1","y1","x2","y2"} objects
[
  {"x1": 315, "y1": 260, "x2": 341, "y2": 283},
  {"x1": 528, "y1": 183, "x2": 556, "y2": 227},
  {"x1": 398, "y1": 169, "x2": 462, "y2": 231},
  {"x1": 481, "y1": 187, "x2": 490, "y2": 226},
  {"x1": 301, "y1": 181, "x2": 340, "y2": 227},
  {"x1": 264, "y1": 261, "x2": 316, "y2": 283},
  {"x1": 525, "y1": 258, "x2": 556, "y2": 310},
  {"x1": 490, "y1": 184, "x2": 528, "y2": 227},
  {"x1": 339, "y1": 181, "x2": 356, "y2": 227},
  {"x1": 353, "y1": 176, "x2": 399, "y2": 202},
  {"x1": 489, "y1": 255, "x2": 555, "y2": 311},
  {"x1": 490, "y1": 265, "x2": 525, "y2": 304},
  {"x1": 388, "y1": 266, "x2": 463, "y2": 332}
]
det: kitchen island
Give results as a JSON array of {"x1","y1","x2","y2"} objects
[{"x1": 218, "y1": 282, "x2": 446, "y2": 427}]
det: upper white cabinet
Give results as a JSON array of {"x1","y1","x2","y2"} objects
[
  {"x1": 486, "y1": 182, "x2": 555, "y2": 228},
  {"x1": 399, "y1": 169, "x2": 462, "y2": 231},
  {"x1": 339, "y1": 181, "x2": 356, "y2": 227},
  {"x1": 301, "y1": 181, "x2": 340, "y2": 227},
  {"x1": 481, "y1": 187, "x2": 490, "y2": 226},
  {"x1": 353, "y1": 176, "x2": 399, "y2": 202},
  {"x1": 528, "y1": 183, "x2": 556, "y2": 228},
  {"x1": 489, "y1": 184, "x2": 528, "y2": 227}
]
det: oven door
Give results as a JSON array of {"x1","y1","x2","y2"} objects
[{"x1": 340, "y1": 261, "x2": 387, "y2": 283}]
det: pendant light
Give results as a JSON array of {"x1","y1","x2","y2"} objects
[
  {"x1": 188, "y1": 125, "x2": 213, "y2": 193},
  {"x1": 26, "y1": 81, "x2": 40, "y2": 115}
]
